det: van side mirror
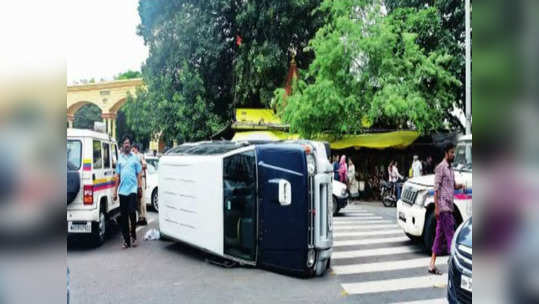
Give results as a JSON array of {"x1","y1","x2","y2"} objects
[
  {"x1": 112, "y1": 162, "x2": 116, "y2": 169},
  {"x1": 278, "y1": 179, "x2": 292, "y2": 206}
]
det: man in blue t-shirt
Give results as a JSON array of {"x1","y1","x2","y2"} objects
[{"x1": 113, "y1": 135, "x2": 142, "y2": 248}]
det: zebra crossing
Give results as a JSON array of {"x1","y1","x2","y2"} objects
[{"x1": 331, "y1": 204, "x2": 448, "y2": 304}]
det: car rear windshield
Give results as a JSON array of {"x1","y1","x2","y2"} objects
[
  {"x1": 166, "y1": 142, "x2": 250, "y2": 155},
  {"x1": 67, "y1": 140, "x2": 82, "y2": 170}
]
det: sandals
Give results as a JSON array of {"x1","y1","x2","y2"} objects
[
  {"x1": 131, "y1": 238, "x2": 138, "y2": 248},
  {"x1": 122, "y1": 242, "x2": 130, "y2": 249},
  {"x1": 428, "y1": 267, "x2": 442, "y2": 275}
]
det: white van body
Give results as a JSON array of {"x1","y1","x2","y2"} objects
[
  {"x1": 396, "y1": 135, "x2": 472, "y2": 249},
  {"x1": 67, "y1": 128, "x2": 119, "y2": 245}
]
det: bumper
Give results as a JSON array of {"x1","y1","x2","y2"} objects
[
  {"x1": 67, "y1": 208, "x2": 99, "y2": 234},
  {"x1": 448, "y1": 257, "x2": 472, "y2": 304},
  {"x1": 396, "y1": 200, "x2": 426, "y2": 237}
]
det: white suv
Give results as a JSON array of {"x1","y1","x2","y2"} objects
[
  {"x1": 396, "y1": 135, "x2": 472, "y2": 251},
  {"x1": 67, "y1": 128, "x2": 120, "y2": 246}
]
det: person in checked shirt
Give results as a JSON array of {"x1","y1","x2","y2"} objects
[{"x1": 428, "y1": 143, "x2": 466, "y2": 275}]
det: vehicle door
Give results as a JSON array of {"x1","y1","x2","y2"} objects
[
  {"x1": 256, "y1": 144, "x2": 309, "y2": 273},
  {"x1": 91, "y1": 139, "x2": 106, "y2": 209},
  {"x1": 100, "y1": 141, "x2": 115, "y2": 212}
]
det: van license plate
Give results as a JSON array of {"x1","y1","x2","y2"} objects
[
  {"x1": 461, "y1": 275, "x2": 472, "y2": 292},
  {"x1": 68, "y1": 222, "x2": 91, "y2": 233}
]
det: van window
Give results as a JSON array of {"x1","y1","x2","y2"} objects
[
  {"x1": 103, "y1": 143, "x2": 111, "y2": 168},
  {"x1": 112, "y1": 144, "x2": 118, "y2": 166},
  {"x1": 93, "y1": 140, "x2": 103, "y2": 169},
  {"x1": 223, "y1": 150, "x2": 257, "y2": 261},
  {"x1": 67, "y1": 140, "x2": 82, "y2": 170}
]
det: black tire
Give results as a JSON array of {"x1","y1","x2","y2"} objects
[
  {"x1": 382, "y1": 198, "x2": 394, "y2": 208},
  {"x1": 151, "y1": 188, "x2": 159, "y2": 212},
  {"x1": 405, "y1": 233, "x2": 422, "y2": 243},
  {"x1": 332, "y1": 196, "x2": 339, "y2": 216},
  {"x1": 423, "y1": 211, "x2": 436, "y2": 253},
  {"x1": 92, "y1": 209, "x2": 107, "y2": 246}
]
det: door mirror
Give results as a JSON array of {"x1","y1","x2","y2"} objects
[
  {"x1": 112, "y1": 162, "x2": 116, "y2": 169},
  {"x1": 278, "y1": 179, "x2": 292, "y2": 206}
]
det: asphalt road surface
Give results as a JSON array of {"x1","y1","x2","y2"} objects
[{"x1": 67, "y1": 202, "x2": 450, "y2": 304}]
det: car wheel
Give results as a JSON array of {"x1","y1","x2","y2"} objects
[
  {"x1": 93, "y1": 210, "x2": 106, "y2": 246},
  {"x1": 152, "y1": 188, "x2": 159, "y2": 212},
  {"x1": 405, "y1": 233, "x2": 422, "y2": 243},
  {"x1": 332, "y1": 196, "x2": 339, "y2": 216},
  {"x1": 423, "y1": 211, "x2": 436, "y2": 253}
]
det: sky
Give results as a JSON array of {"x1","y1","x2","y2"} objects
[{"x1": 66, "y1": 1, "x2": 148, "y2": 84}]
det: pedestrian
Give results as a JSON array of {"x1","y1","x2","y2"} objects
[
  {"x1": 132, "y1": 144, "x2": 148, "y2": 226},
  {"x1": 423, "y1": 156, "x2": 434, "y2": 175},
  {"x1": 388, "y1": 160, "x2": 395, "y2": 182},
  {"x1": 333, "y1": 154, "x2": 340, "y2": 181},
  {"x1": 390, "y1": 161, "x2": 404, "y2": 199},
  {"x1": 113, "y1": 135, "x2": 142, "y2": 249},
  {"x1": 338, "y1": 155, "x2": 348, "y2": 183},
  {"x1": 428, "y1": 143, "x2": 466, "y2": 275},
  {"x1": 347, "y1": 158, "x2": 359, "y2": 198},
  {"x1": 412, "y1": 155, "x2": 423, "y2": 178}
]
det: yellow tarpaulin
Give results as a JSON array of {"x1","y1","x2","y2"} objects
[
  {"x1": 236, "y1": 108, "x2": 282, "y2": 125},
  {"x1": 232, "y1": 130, "x2": 419, "y2": 150}
]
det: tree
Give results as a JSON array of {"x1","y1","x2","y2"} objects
[
  {"x1": 73, "y1": 104, "x2": 101, "y2": 129},
  {"x1": 135, "y1": 0, "x2": 324, "y2": 143},
  {"x1": 384, "y1": 0, "x2": 468, "y2": 131},
  {"x1": 114, "y1": 70, "x2": 142, "y2": 80},
  {"x1": 273, "y1": 0, "x2": 460, "y2": 138}
]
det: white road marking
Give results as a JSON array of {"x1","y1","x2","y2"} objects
[
  {"x1": 332, "y1": 245, "x2": 417, "y2": 259},
  {"x1": 333, "y1": 220, "x2": 394, "y2": 225},
  {"x1": 392, "y1": 298, "x2": 448, "y2": 304},
  {"x1": 333, "y1": 224, "x2": 399, "y2": 230},
  {"x1": 333, "y1": 236, "x2": 409, "y2": 247},
  {"x1": 341, "y1": 274, "x2": 448, "y2": 295},
  {"x1": 333, "y1": 229, "x2": 403, "y2": 237},
  {"x1": 333, "y1": 216, "x2": 384, "y2": 220},
  {"x1": 332, "y1": 257, "x2": 449, "y2": 275}
]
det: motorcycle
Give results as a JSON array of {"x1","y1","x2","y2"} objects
[{"x1": 380, "y1": 178, "x2": 406, "y2": 207}]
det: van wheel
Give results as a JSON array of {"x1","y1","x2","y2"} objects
[
  {"x1": 423, "y1": 211, "x2": 436, "y2": 253},
  {"x1": 93, "y1": 210, "x2": 106, "y2": 246},
  {"x1": 152, "y1": 189, "x2": 159, "y2": 212}
]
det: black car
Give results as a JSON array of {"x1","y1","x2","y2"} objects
[{"x1": 448, "y1": 217, "x2": 472, "y2": 304}]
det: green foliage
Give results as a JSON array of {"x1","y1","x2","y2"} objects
[
  {"x1": 274, "y1": 0, "x2": 460, "y2": 138},
  {"x1": 135, "y1": 0, "x2": 324, "y2": 143},
  {"x1": 114, "y1": 70, "x2": 142, "y2": 80},
  {"x1": 73, "y1": 104, "x2": 101, "y2": 129}
]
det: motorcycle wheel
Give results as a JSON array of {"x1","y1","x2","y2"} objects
[{"x1": 382, "y1": 197, "x2": 394, "y2": 208}]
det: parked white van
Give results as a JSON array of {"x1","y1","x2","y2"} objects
[
  {"x1": 396, "y1": 135, "x2": 472, "y2": 251},
  {"x1": 67, "y1": 128, "x2": 120, "y2": 245}
]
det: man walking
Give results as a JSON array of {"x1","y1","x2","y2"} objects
[
  {"x1": 412, "y1": 155, "x2": 423, "y2": 178},
  {"x1": 428, "y1": 143, "x2": 466, "y2": 274},
  {"x1": 113, "y1": 135, "x2": 142, "y2": 249},
  {"x1": 132, "y1": 144, "x2": 148, "y2": 226}
]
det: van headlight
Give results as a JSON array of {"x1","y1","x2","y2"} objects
[
  {"x1": 306, "y1": 154, "x2": 316, "y2": 175},
  {"x1": 307, "y1": 249, "x2": 316, "y2": 267}
]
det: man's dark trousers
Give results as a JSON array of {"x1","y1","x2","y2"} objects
[{"x1": 119, "y1": 193, "x2": 137, "y2": 246}]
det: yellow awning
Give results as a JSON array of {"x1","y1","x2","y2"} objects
[
  {"x1": 232, "y1": 130, "x2": 419, "y2": 150},
  {"x1": 235, "y1": 108, "x2": 282, "y2": 125}
]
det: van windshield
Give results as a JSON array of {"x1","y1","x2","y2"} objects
[
  {"x1": 453, "y1": 140, "x2": 472, "y2": 172},
  {"x1": 67, "y1": 140, "x2": 82, "y2": 170}
]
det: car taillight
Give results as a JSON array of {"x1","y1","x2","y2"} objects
[{"x1": 83, "y1": 185, "x2": 93, "y2": 205}]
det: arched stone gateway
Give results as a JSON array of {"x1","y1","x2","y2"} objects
[{"x1": 67, "y1": 78, "x2": 144, "y2": 139}]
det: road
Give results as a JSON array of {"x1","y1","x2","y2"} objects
[{"x1": 67, "y1": 202, "x2": 449, "y2": 304}]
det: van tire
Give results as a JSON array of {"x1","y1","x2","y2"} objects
[
  {"x1": 151, "y1": 188, "x2": 159, "y2": 212},
  {"x1": 423, "y1": 211, "x2": 436, "y2": 254},
  {"x1": 92, "y1": 210, "x2": 107, "y2": 246}
]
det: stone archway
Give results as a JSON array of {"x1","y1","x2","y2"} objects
[{"x1": 67, "y1": 78, "x2": 143, "y2": 138}]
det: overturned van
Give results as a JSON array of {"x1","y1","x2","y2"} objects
[{"x1": 159, "y1": 141, "x2": 333, "y2": 276}]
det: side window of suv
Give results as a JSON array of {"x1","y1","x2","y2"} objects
[
  {"x1": 93, "y1": 140, "x2": 103, "y2": 169},
  {"x1": 103, "y1": 143, "x2": 111, "y2": 168}
]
